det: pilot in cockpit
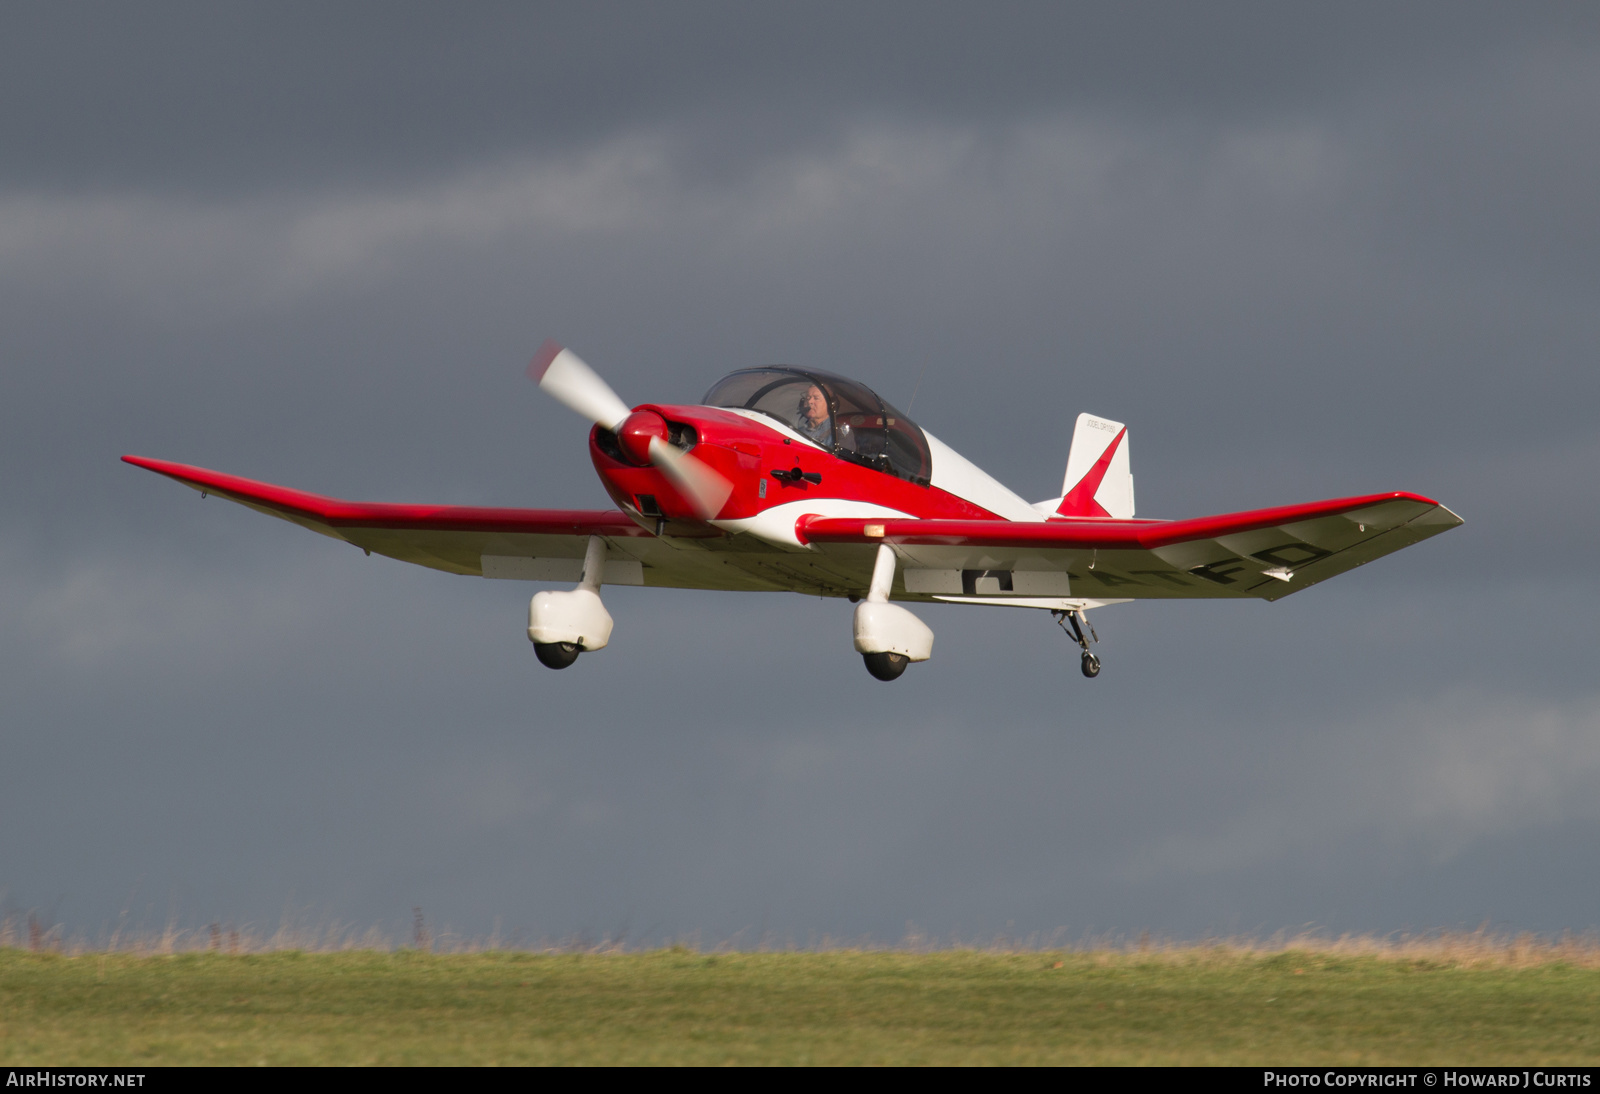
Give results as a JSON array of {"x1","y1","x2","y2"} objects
[{"x1": 796, "y1": 384, "x2": 834, "y2": 448}]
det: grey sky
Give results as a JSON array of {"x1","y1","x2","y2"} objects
[{"x1": 3, "y1": 3, "x2": 1598, "y2": 943}]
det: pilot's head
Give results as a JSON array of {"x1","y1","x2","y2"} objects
[{"x1": 799, "y1": 384, "x2": 828, "y2": 427}]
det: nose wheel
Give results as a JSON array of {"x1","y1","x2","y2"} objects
[{"x1": 1052, "y1": 609, "x2": 1102, "y2": 679}]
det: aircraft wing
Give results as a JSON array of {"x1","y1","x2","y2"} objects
[
  {"x1": 798, "y1": 491, "x2": 1462, "y2": 602},
  {"x1": 127, "y1": 457, "x2": 1460, "y2": 603},
  {"x1": 122, "y1": 455, "x2": 664, "y2": 578}
]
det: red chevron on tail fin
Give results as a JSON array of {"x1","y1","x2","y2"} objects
[{"x1": 1051, "y1": 413, "x2": 1133, "y2": 519}]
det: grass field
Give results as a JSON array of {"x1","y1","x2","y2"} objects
[{"x1": 4, "y1": 943, "x2": 1600, "y2": 1065}]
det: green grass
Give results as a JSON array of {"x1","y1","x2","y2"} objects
[{"x1": 3, "y1": 948, "x2": 1599, "y2": 1065}]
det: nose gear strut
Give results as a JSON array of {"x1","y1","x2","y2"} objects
[{"x1": 1052, "y1": 608, "x2": 1102, "y2": 678}]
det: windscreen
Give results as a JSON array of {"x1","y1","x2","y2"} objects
[
  {"x1": 703, "y1": 369, "x2": 822, "y2": 441},
  {"x1": 703, "y1": 367, "x2": 931, "y2": 485}
]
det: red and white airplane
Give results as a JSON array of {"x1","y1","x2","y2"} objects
[{"x1": 125, "y1": 342, "x2": 1462, "y2": 681}]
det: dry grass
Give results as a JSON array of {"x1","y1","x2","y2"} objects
[
  {"x1": 1216, "y1": 928, "x2": 1600, "y2": 970},
  {"x1": 1034, "y1": 928, "x2": 1600, "y2": 971},
  {"x1": 4, "y1": 909, "x2": 1598, "y2": 969}
]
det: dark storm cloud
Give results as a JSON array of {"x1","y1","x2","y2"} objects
[
  {"x1": 2, "y1": 4, "x2": 1598, "y2": 941},
  {"x1": 3, "y1": 1, "x2": 1595, "y2": 195}
]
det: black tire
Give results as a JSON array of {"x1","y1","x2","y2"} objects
[
  {"x1": 534, "y1": 641, "x2": 581, "y2": 670},
  {"x1": 1080, "y1": 652, "x2": 1101, "y2": 678},
  {"x1": 862, "y1": 651, "x2": 909, "y2": 681}
]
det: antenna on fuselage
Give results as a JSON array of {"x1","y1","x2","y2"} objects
[{"x1": 904, "y1": 359, "x2": 933, "y2": 414}]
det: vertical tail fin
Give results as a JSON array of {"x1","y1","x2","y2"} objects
[{"x1": 1043, "y1": 413, "x2": 1134, "y2": 519}]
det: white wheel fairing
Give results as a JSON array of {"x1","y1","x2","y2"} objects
[
  {"x1": 851, "y1": 544, "x2": 934, "y2": 660},
  {"x1": 853, "y1": 601, "x2": 934, "y2": 660},
  {"x1": 527, "y1": 587, "x2": 614, "y2": 650}
]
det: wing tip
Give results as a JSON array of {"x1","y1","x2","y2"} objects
[{"x1": 122, "y1": 454, "x2": 169, "y2": 473}]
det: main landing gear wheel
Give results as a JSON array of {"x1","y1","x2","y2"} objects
[
  {"x1": 533, "y1": 641, "x2": 581, "y2": 670},
  {"x1": 1053, "y1": 608, "x2": 1103, "y2": 680},
  {"x1": 862, "y1": 651, "x2": 909, "y2": 681}
]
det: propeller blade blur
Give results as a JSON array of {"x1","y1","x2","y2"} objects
[
  {"x1": 528, "y1": 340, "x2": 632, "y2": 432},
  {"x1": 648, "y1": 435, "x2": 733, "y2": 520}
]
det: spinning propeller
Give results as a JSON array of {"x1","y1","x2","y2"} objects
[{"x1": 529, "y1": 340, "x2": 732, "y2": 520}]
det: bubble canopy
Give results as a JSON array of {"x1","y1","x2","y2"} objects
[{"x1": 702, "y1": 367, "x2": 932, "y2": 485}]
